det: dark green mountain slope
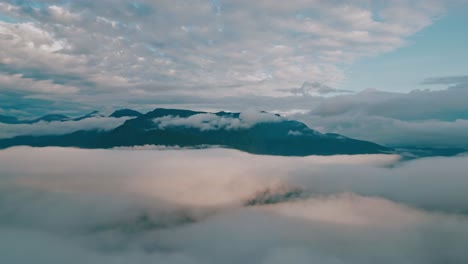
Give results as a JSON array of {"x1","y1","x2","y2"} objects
[{"x1": 0, "y1": 108, "x2": 392, "y2": 156}]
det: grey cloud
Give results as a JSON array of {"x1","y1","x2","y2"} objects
[
  {"x1": 281, "y1": 81, "x2": 354, "y2": 96},
  {"x1": 0, "y1": 72, "x2": 79, "y2": 94},
  {"x1": 422, "y1": 75, "x2": 468, "y2": 85},
  {"x1": 298, "y1": 113, "x2": 468, "y2": 148},
  {"x1": 0, "y1": 62, "x2": 94, "y2": 86},
  {"x1": 288, "y1": 82, "x2": 468, "y2": 148},
  {"x1": 0, "y1": 147, "x2": 468, "y2": 263}
]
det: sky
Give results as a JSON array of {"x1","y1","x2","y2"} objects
[
  {"x1": 1, "y1": 0, "x2": 468, "y2": 149},
  {"x1": 341, "y1": 9, "x2": 468, "y2": 92},
  {"x1": 1, "y1": 0, "x2": 467, "y2": 117}
]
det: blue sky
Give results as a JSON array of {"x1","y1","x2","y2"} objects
[{"x1": 341, "y1": 8, "x2": 468, "y2": 92}]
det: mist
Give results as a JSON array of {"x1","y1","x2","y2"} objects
[{"x1": 1, "y1": 147, "x2": 467, "y2": 263}]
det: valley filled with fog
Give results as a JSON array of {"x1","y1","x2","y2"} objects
[{"x1": 1, "y1": 146, "x2": 467, "y2": 264}]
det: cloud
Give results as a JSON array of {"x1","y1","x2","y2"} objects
[
  {"x1": 112, "y1": 144, "x2": 220, "y2": 151},
  {"x1": 280, "y1": 81, "x2": 353, "y2": 96},
  {"x1": 291, "y1": 82, "x2": 468, "y2": 148},
  {"x1": 0, "y1": 72, "x2": 79, "y2": 94},
  {"x1": 0, "y1": 147, "x2": 467, "y2": 263},
  {"x1": 421, "y1": 75, "x2": 468, "y2": 85},
  {"x1": 3, "y1": 77, "x2": 468, "y2": 148},
  {"x1": 300, "y1": 113, "x2": 468, "y2": 148},
  {"x1": 0, "y1": 117, "x2": 130, "y2": 139},
  {"x1": 0, "y1": 0, "x2": 449, "y2": 113},
  {"x1": 154, "y1": 111, "x2": 282, "y2": 131},
  {"x1": 47, "y1": 5, "x2": 81, "y2": 23},
  {"x1": 288, "y1": 130, "x2": 303, "y2": 136},
  {"x1": 308, "y1": 86, "x2": 468, "y2": 121}
]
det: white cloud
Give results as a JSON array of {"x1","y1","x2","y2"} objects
[
  {"x1": 0, "y1": 21, "x2": 78, "y2": 68},
  {"x1": 291, "y1": 83, "x2": 468, "y2": 148},
  {"x1": 0, "y1": 0, "x2": 450, "y2": 107},
  {"x1": 112, "y1": 144, "x2": 220, "y2": 151},
  {"x1": 48, "y1": 5, "x2": 81, "y2": 23},
  {"x1": 0, "y1": 72, "x2": 79, "y2": 94},
  {"x1": 302, "y1": 113, "x2": 468, "y2": 148},
  {"x1": 0, "y1": 147, "x2": 467, "y2": 263},
  {"x1": 154, "y1": 111, "x2": 282, "y2": 131},
  {"x1": 288, "y1": 130, "x2": 303, "y2": 136}
]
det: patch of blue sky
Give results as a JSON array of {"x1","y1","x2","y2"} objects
[
  {"x1": 338, "y1": 9, "x2": 468, "y2": 93},
  {"x1": 0, "y1": 13, "x2": 17, "y2": 23}
]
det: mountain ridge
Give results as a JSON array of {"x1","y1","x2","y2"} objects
[{"x1": 0, "y1": 108, "x2": 393, "y2": 156}]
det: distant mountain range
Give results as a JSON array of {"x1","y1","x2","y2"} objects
[
  {"x1": 0, "y1": 108, "x2": 392, "y2": 156},
  {"x1": 0, "y1": 109, "x2": 142, "y2": 124}
]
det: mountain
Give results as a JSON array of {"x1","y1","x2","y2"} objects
[
  {"x1": 0, "y1": 115, "x2": 19, "y2": 124},
  {"x1": 109, "y1": 109, "x2": 143, "y2": 118},
  {"x1": 0, "y1": 108, "x2": 392, "y2": 156},
  {"x1": 0, "y1": 114, "x2": 70, "y2": 124},
  {"x1": 28, "y1": 114, "x2": 70, "y2": 123},
  {"x1": 72, "y1": 111, "x2": 104, "y2": 121},
  {"x1": 0, "y1": 109, "x2": 134, "y2": 125}
]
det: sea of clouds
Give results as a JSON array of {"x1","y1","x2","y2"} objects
[{"x1": 1, "y1": 147, "x2": 467, "y2": 263}]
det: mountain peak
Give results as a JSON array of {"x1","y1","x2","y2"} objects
[
  {"x1": 73, "y1": 111, "x2": 104, "y2": 121},
  {"x1": 34, "y1": 114, "x2": 70, "y2": 123},
  {"x1": 109, "y1": 109, "x2": 142, "y2": 118},
  {"x1": 0, "y1": 115, "x2": 19, "y2": 124},
  {"x1": 0, "y1": 107, "x2": 392, "y2": 156}
]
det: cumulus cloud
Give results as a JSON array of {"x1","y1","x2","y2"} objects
[
  {"x1": 154, "y1": 111, "x2": 282, "y2": 131},
  {"x1": 0, "y1": 147, "x2": 467, "y2": 263},
  {"x1": 0, "y1": 117, "x2": 130, "y2": 139}
]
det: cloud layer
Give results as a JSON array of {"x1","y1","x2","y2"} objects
[
  {"x1": 291, "y1": 80, "x2": 468, "y2": 148},
  {"x1": 0, "y1": 0, "x2": 450, "y2": 113},
  {"x1": 1, "y1": 147, "x2": 467, "y2": 263}
]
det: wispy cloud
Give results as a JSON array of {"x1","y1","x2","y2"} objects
[
  {"x1": 280, "y1": 81, "x2": 354, "y2": 96},
  {"x1": 422, "y1": 75, "x2": 468, "y2": 85}
]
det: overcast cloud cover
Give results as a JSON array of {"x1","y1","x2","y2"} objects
[{"x1": 1, "y1": 147, "x2": 468, "y2": 263}]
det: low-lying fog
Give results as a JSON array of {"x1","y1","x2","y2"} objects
[{"x1": 1, "y1": 147, "x2": 467, "y2": 263}]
